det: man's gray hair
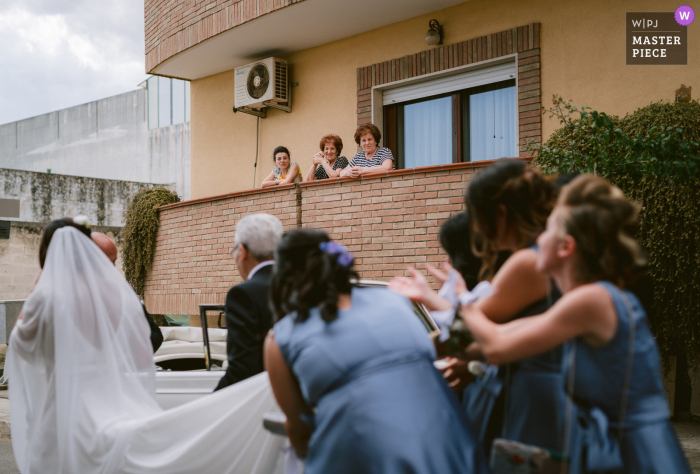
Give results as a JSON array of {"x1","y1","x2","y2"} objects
[{"x1": 234, "y1": 213, "x2": 283, "y2": 261}]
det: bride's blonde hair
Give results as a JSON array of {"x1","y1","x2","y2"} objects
[{"x1": 558, "y1": 175, "x2": 646, "y2": 287}]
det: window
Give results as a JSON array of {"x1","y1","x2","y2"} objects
[
  {"x1": 146, "y1": 77, "x2": 191, "y2": 130},
  {"x1": 384, "y1": 79, "x2": 517, "y2": 168},
  {"x1": 381, "y1": 61, "x2": 518, "y2": 168}
]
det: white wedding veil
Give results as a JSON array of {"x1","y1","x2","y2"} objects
[
  {"x1": 7, "y1": 226, "x2": 285, "y2": 474},
  {"x1": 7, "y1": 226, "x2": 161, "y2": 473}
]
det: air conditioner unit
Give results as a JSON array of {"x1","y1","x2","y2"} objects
[{"x1": 234, "y1": 58, "x2": 288, "y2": 110}]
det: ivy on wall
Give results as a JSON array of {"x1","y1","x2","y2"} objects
[
  {"x1": 532, "y1": 96, "x2": 700, "y2": 366},
  {"x1": 122, "y1": 187, "x2": 180, "y2": 299}
]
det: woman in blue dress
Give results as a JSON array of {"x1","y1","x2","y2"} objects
[
  {"x1": 264, "y1": 229, "x2": 489, "y2": 474},
  {"x1": 389, "y1": 160, "x2": 566, "y2": 453},
  {"x1": 464, "y1": 160, "x2": 566, "y2": 453},
  {"x1": 463, "y1": 174, "x2": 690, "y2": 473}
]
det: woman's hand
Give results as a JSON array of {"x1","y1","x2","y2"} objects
[
  {"x1": 439, "y1": 357, "x2": 476, "y2": 394},
  {"x1": 312, "y1": 152, "x2": 326, "y2": 166},
  {"x1": 425, "y1": 262, "x2": 449, "y2": 285},
  {"x1": 340, "y1": 166, "x2": 361, "y2": 178},
  {"x1": 389, "y1": 267, "x2": 452, "y2": 311},
  {"x1": 285, "y1": 419, "x2": 311, "y2": 458}
]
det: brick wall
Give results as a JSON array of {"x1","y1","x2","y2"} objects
[
  {"x1": 300, "y1": 166, "x2": 469, "y2": 280},
  {"x1": 143, "y1": 184, "x2": 299, "y2": 314},
  {"x1": 145, "y1": 0, "x2": 305, "y2": 74},
  {"x1": 357, "y1": 23, "x2": 541, "y2": 156},
  {"x1": 144, "y1": 159, "x2": 531, "y2": 316}
]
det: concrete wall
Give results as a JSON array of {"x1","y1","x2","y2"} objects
[
  {"x1": 0, "y1": 168, "x2": 163, "y2": 226},
  {"x1": 0, "y1": 300, "x2": 25, "y2": 344},
  {"x1": 0, "y1": 221, "x2": 124, "y2": 301},
  {"x1": 0, "y1": 90, "x2": 191, "y2": 200},
  {"x1": 188, "y1": 0, "x2": 697, "y2": 199}
]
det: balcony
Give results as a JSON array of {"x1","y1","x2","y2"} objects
[{"x1": 145, "y1": 0, "x2": 467, "y2": 79}]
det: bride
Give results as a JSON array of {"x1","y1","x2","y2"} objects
[{"x1": 6, "y1": 219, "x2": 285, "y2": 474}]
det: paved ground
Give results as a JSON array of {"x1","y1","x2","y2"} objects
[
  {"x1": 0, "y1": 386, "x2": 697, "y2": 474},
  {"x1": 0, "y1": 438, "x2": 18, "y2": 474},
  {"x1": 676, "y1": 422, "x2": 700, "y2": 472}
]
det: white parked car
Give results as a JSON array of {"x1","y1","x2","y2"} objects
[{"x1": 154, "y1": 281, "x2": 437, "y2": 410}]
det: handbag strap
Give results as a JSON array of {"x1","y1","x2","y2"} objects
[
  {"x1": 617, "y1": 291, "x2": 636, "y2": 441},
  {"x1": 561, "y1": 340, "x2": 576, "y2": 474}
]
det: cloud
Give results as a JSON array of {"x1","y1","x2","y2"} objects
[{"x1": 0, "y1": 0, "x2": 148, "y2": 125}]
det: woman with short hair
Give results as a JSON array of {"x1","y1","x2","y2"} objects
[
  {"x1": 264, "y1": 228, "x2": 489, "y2": 474},
  {"x1": 261, "y1": 146, "x2": 302, "y2": 188},
  {"x1": 340, "y1": 123, "x2": 394, "y2": 178},
  {"x1": 305, "y1": 134, "x2": 349, "y2": 181},
  {"x1": 463, "y1": 175, "x2": 690, "y2": 473}
]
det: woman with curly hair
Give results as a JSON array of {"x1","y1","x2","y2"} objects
[
  {"x1": 304, "y1": 134, "x2": 349, "y2": 181},
  {"x1": 340, "y1": 123, "x2": 394, "y2": 178},
  {"x1": 264, "y1": 229, "x2": 488, "y2": 474},
  {"x1": 463, "y1": 175, "x2": 690, "y2": 473},
  {"x1": 394, "y1": 159, "x2": 564, "y2": 452}
]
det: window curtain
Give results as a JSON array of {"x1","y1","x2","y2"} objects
[
  {"x1": 403, "y1": 97, "x2": 452, "y2": 169},
  {"x1": 470, "y1": 87, "x2": 517, "y2": 161}
]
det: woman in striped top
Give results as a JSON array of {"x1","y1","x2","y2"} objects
[
  {"x1": 340, "y1": 124, "x2": 394, "y2": 178},
  {"x1": 304, "y1": 134, "x2": 349, "y2": 181}
]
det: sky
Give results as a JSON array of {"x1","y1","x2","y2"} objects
[{"x1": 0, "y1": 0, "x2": 148, "y2": 125}]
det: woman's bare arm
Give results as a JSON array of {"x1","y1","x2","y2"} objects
[
  {"x1": 261, "y1": 170, "x2": 277, "y2": 188},
  {"x1": 264, "y1": 331, "x2": 312, "y2": 457},
  {"x1": 475, "y1": 249, "x2": 549, "y2": 323},
  {"x1": 356, "y1": 159, "x2": 393, "y2": 175},
  {"x1": 319, "y1": 160, "x2": 341, "y2": 178},
  {"x1": 278, "y1": 163, "x2": 300, "y2": 185},
  {"x1": 463, "y1": 283, "x2": 618, "y2": 365},
  {"x1": 304, "y1": 162, "x2": 318, "y2": 182},
  {"x1": 340, "y1": 166, "x2": 360, "y2": 178}
]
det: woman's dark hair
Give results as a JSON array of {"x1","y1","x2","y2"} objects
[
  {"x1": 439, "y1": 213, "x2": 481, "y2": 290},
  {"x1": 39, "y1": 218, "x2": 92, "y2": 268},
  {"x1": 439, "y1": 212, "x2": 511, "y2": 289},
  {"x1": 270, "y1": 229, "x2": 358, "y2": 323},
  {"x1": 272, "y1": 146, "x2": 291, "y2": 162},
  {"x1": 465, "y1": 160, "x2": 556, "y2": 280},
  {"x1": 353, "y1": 123, "x2": 381, "y2": 145}
]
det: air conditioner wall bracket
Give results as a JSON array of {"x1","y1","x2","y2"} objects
[
  {"x1": 233, "y1": 82, "x2": 292, "y2": 118},
  {"x1": 233, "y1": 106, "x2": 266, "y2": 118}
]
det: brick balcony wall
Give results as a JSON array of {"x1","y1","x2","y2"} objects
[
  {"x1": 144, "y1": 158, "x2": 530, "y2": 315},
  {"x1": 145, "y1": 0, "x2": 306, "y2": 73}
]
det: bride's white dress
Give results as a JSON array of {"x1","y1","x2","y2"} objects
[{"x1": 6, "y1": 227, "x2": 285, "y2": 474}]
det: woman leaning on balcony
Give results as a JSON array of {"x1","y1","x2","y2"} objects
[
  {"x1": 304, "y1": 134, "x2": 349, "y2": 181},
  {"x1": 339, "y1": 123, "x2": 394, "y2": 178},
  {"x1": 261, "y1": 146, "x2": 302, "y2": 188}
]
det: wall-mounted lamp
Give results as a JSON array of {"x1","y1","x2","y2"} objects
[{"x1": 425, "y1": 19, "x2": 442, "y2": 46}]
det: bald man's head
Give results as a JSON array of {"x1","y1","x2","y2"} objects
[{"x1": 92, "y1": 232, "x2": 118, "y2": 264}]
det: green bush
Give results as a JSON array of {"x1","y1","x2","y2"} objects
[
  {"x1": 533, "y1": 96, "x2": 700, "y2": 366},
  {"x1": 122, "y1": 187, "x2": 180, "y2": 299}
]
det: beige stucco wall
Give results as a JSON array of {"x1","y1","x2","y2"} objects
[{"x1": 190, "y1": 0, "x2": 697, "y2": 199}]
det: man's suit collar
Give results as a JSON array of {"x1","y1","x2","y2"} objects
[{"x1": 248, "y1": 260, "x2": 273, "y2": 281}]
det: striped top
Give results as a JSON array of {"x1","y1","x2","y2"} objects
[{"x1": 349, "y1": 147, "x2": 394, "y2": 169}]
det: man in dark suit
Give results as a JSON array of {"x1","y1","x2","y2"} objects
[
  {"x1": 214, "y1": 213, "x2": 283, "y2": 391},
  {"x1": 91, "y1": 232, "x2": 164, "y2": 352}
]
